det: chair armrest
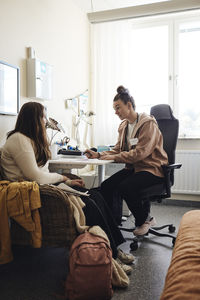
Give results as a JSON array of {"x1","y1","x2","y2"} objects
[
  {"x1": 39, "y1": 184, "x2": 78, "y2": 247},
  {"x1": 161, "y1": 163, "x2": 182, "y2": 198},
  {"x1": 162, "y1": 163, "x2": 182, "y2": 171},
  {"x1": 10, "y1": 184, "x2": 78, "y2": 248}
]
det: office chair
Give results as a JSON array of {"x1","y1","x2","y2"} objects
[{"x1": 120, "y1": 104, "x2": 182, "y2": 250}]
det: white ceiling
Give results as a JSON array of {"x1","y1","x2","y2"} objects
[{"x1": 73, "y1": 0, "x2": 170, "y2": 13}]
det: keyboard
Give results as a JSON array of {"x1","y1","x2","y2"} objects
[{"x1": 58, "y1": 149, "x2": 83, "y2": 156}]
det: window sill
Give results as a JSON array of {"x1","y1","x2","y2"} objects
[{"x1": 178, "y1": 137, "x2": 200, "y2": 140}]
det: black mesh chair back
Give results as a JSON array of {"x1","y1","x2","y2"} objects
[{"x1": 150, "y1": 104, "x2": 179, "y2": 185}]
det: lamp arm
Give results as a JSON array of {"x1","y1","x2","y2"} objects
[{"x1": 50, "y1": 131, "x2": 59, "y2": 145}]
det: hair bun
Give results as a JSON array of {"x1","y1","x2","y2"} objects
[{"x1": 117, "y1": 85, "x2": 129, "y2": 95}]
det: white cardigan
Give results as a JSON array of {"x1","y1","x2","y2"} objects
[{"x1": 1, "y1": 132, "x2": 63, "y2": 184}]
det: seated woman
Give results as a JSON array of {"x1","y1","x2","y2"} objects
[
  {"x1": 85, "y1": 85, "x2": 168, "y2": 236},
  {"x1": 0, "y1": 101, "x2": 134, "y2": 274}
]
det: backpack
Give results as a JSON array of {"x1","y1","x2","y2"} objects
[{"x1": 65, "y1": 230, "x2": 113, "y2": 300}]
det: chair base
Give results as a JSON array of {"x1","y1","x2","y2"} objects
[{"x1": 119, "y1": 224, "x2": 176, "y2": 251}]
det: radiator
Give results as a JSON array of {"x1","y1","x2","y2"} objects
[{"x1": 172, "y1": 150, "x2": 200, "y2": 195}]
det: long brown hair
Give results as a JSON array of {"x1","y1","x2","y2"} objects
[{"x1": 7, "y1": 101, "x2": 51, "y2": 166}]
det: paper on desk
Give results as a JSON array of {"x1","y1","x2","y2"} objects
[{"x1": 57, "y1": 182, "x2": 90, "y2": 197}]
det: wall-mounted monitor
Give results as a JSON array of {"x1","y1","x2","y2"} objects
[{"x1": 0, "y1": 60, "x2": 20, "y2": 115}]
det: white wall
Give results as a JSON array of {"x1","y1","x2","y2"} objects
[
  {"x1": 0, "y1": 0, "x2": 90, "y2": 146},
  {"x1": 177, "y1": 139, "x2": 200, "y2": 151}
]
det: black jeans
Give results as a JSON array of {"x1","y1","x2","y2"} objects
[
  {"x1": 72, "y1": 187, "x2": 125, "y2": 259},
  {"x1": 100, "y1": 169, "x2": 164, "y2": 227}
]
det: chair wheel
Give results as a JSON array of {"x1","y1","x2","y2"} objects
[
  {"x1": 130, "y1": 240, "x2": 138, "y2": 251},
  {"x1": 169, "y1": 225, "x2": 176, "y2": 233}
]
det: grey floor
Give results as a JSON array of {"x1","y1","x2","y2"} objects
[
  {"x1": 0, "y1": 202, "x2": 199, "y2": 300},
  {"x1": 113, "y1": 202, "x2": 200, "y2": 300}
]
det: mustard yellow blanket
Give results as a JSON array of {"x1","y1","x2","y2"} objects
[{"x1": 0, "y1": 181, "x2": 41, "y2": 264}]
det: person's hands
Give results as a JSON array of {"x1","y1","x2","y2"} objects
[
  {"x1": 71, "y1": 179, "x2": 85, "y2": 187},
  {"x1": 84, "y1": 149, "x2": 99, "y2": 159},
  {"x1": 62, "y1": 176, "x2": 85, "y2": 187},
  {"x1": 63, "y1": 175, "x2": 69, "y2": 182}
]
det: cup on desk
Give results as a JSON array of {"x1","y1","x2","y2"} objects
[
  {"x1": 97, "y1": 145, "x2": 111, "y2": 152},
  {"x1": 50, "y1": 144, "x2": 58, "y2": 160}
]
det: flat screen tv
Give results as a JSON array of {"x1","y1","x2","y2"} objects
[{"x1": 0, "y1": 60, "x2": 20, "y2": 115}]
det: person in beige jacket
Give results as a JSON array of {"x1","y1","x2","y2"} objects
[{"x1": 85, "y1": 85, "x2": 168, "y2": 236}]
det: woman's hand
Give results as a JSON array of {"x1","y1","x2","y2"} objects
[
  {"x1": 71, "y1": 179, "x2": 85, "y2": 187},
  {"x1": 84, "y1": 149, "x2": 99, "y2": 159},
  {"x1": 62, "y1": 175, "x2": 85, "y2": 187}
]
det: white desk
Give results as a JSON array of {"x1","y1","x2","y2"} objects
[{"x1": 48, "y1": 156, "x2": 114, "y2": 185}]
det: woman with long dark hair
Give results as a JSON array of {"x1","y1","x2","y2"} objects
[
  {"x1": 3, "y1": 102, "x2": 82, "y2": 185},
  {"x1": 1, "y1": 101, "x2": 134, "y2": 274}
]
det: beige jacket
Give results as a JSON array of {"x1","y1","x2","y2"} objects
[{"x1": 100, "y1": 113, "x2": 168, "y2": 178}]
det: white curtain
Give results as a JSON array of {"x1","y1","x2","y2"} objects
[
  {"x1": 91, "y1": 18, "x2": 169, "y2": 146},
  {"x1": 91, "y1": 20, "x2": 134, "y2": 147}
]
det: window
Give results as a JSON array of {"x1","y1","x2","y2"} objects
[
  {"x1": 91, "y1": 11, "x2": 200, "y2": 146},
  {"x1": 127, "y1": 23, "x2": 169, "y2": 114},
  {"x1": 176, "y1": 20, "x2": 200, "y2": 138}
]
